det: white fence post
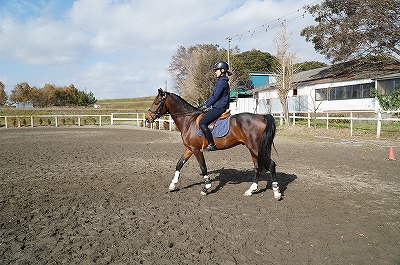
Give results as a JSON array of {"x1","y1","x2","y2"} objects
[
  {"x1": 31, "y1": 116, "x2": 34, "y2": 127},
  {"x1": 350, "y1": 112, "x2": 353, "y2": 137},
  {"x1": 307, "y1": 112, "x2": 310, "y2": 128},
  {"x1": 326, "y1": 113, "x2": 329, "y2": 129},
  {"x1": 55, "y1": 115, "x2": 58, "y2": 127},
  {"x1": 377, "y1": 112, "x2": 382, "y2": 138}
]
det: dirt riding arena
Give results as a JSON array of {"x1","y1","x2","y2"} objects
[{"x1": 1, "y1": 126, "x2": 399, "y2": 264}]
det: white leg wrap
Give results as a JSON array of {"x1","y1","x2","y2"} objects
[
  {"x1": 204, "y1": 175, "x2": 211, "y2": 189},
  {"x1": 244, "y1": 182, "x2": 258, "y2": 196},
  {"x1": 172, "y1": 171, "x2": 180, "y2": 184},
  {"x1": 169, "y1": 171, "x2": 180, "y2": 191},
  {"x1": 272, "y1": 181, "x2": 282, "y2": 199}
]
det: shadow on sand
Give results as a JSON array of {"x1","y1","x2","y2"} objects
[{"x1": 178, "y1": 168, "x2": 297, "y2": 197}]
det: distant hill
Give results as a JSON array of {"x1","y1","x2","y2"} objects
[{"x1": 97, "y1": 96, "x2": 154, "y2": 112}]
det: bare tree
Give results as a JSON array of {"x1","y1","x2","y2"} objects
[
  {"x1": 272, "y1": 23, "x2": 299, "y2": 126},
  {"x1": 168, "y1": 44, "x2": 223, "y2": 104}
]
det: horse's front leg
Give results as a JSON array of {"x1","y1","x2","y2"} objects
[
  {"x1": 244, "y1": 156, "x2": 260, "y2": 196},
  {"x1": 193, "y1": 150, "x2": 211, "y2": 195},
  {"x1": 169, "y1": 148, "x2": 193, "y2": 191}
]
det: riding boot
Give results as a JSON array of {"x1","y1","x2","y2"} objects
[{"x1": 200, "y1": 125, "x2": 217, "y2": 151}]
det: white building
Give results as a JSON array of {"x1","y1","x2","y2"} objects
[{"x1": 252, "y1": 61, "x2": 400, "y2": 114}]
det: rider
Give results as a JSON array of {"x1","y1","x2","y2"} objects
[{"x1": 198, "y1": 60, "x2": 231, "y2": 151}]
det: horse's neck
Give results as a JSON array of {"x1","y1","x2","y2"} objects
[{"x1": 167, "y1": 96, "x2": 197, "y2": 132}]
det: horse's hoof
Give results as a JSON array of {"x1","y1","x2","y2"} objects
[
  {"x1": 200, "y1": 190, "x2": 207, "y2": 196},
  {"x1": 243, "y1": 190, "x2": 253, "y2": 196},
  {"x1": 169, "y1": 183, "x2": 176, "y2": 191},
  {"x1": 274, "y1": 193, "x2": 282, "y2": 200}
]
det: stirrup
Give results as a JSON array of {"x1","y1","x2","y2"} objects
[{"x1": 204, "y1": 143, "x2": 217, "y2": 152}]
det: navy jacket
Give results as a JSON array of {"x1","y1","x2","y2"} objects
[{"x1": 204, "y1": 75, "x2": 230, "y2": 110}]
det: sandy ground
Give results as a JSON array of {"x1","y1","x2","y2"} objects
[{"x1": 0, "y1": 126, "x2": 399, "y2": 265}]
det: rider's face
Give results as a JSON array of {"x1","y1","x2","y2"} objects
[{"x1": 215, "y1": 69, "x2": 221, "y2": 77}]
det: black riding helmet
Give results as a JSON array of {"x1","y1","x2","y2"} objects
[{"x1": 213, "y1": 61, "x2": 230, "y2": 74}]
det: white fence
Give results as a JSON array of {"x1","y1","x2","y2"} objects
[
  {"x1": 2, "y1": 111, "x2": 399, "y2": 138},
  {"x1": 272, "y1": 111, "x2": 400, "y2": 138},
  {"x1": 0, "y1": 114, "x2": 111, "y2": 128},
  {"x1": 0, "y1": 113, "x2": 175, "y2": 131}
]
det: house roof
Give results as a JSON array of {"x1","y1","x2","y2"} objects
[
  {"x1": 294, "y1": 60, "x2": 400, "y2": 86},
  {"x1": 250, "y1": 59, "x2": 400, "y2": 93}
]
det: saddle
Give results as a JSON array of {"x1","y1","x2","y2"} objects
[{"x1": 196, "y1": 109, "x2": 231, "y2": 131}]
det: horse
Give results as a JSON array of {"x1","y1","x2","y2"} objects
[{"x1": 145, "y1": 88, "x2": 281, "y2": 200}]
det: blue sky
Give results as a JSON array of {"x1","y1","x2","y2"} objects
[{"x1": 0, "y1": 0, "x2": 326, "y2": 99}]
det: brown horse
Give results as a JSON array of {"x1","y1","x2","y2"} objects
[{"x1": 145, "y1": 88, "x2": 281, "y2": 199}]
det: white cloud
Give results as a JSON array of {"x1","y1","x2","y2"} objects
[{"x1": 0, "y1": 0, "x2": 327, "y2": 99}]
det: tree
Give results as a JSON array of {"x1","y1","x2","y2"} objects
[
  {"x1": 10, "y1": 82, "x2": 33, "y2": 107},
  {"x1": 301, "y1": 0, "x2": 400, "y2": 63},
  {"x1": 295, "y1": 61, "x2": 327, "y2": 72},
  {"x1": 0, "y1": 81, "x2": 7, "y2": 106},
  {"x1": 375, "y1": 87, "x2": 400, "y2": 111},
  {"x1": 168, "y1": 44, "x2": 225, "y2": 104},
  {"x1": 273, "y1": 23, "x2": 299, "y2": 126},
  {"x1": 230, "y1": 49, "x2": 276, "y2": 89}
]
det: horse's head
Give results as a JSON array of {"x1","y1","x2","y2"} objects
[{"x1": 145, "y1": 88, "x2": 169, "y2": 123}]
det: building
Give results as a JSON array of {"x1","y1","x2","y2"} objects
[{"x1": 253, "y1": 60, "x2": 400, "y2": 113}]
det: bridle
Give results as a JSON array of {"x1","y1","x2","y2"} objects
[
  {"x1": 147, "y1": 92, "x2": 202, "y2": 122},
  {"x1": 147, "y1": 94, "x2": 167, "y2": 121}
]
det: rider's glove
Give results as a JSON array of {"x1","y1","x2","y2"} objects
[{"x1": 198, "y1": 103, "x2": 208, "y2": 112}]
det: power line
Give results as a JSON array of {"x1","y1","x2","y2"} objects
[{"x1": 226, "y1": 0, "x2": 321, "y2": 43}]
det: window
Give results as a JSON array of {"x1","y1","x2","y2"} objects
[
  {"x1": 314, "y1": 82, "x2": 375, "y2": 101},
  {"x1": 315, "y1": 88, "x2": 327, "y2": 100},
  {"x1": 378, "y1": 78, "x2": 400, "y2": 94}
]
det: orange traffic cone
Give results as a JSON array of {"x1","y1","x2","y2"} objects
[{"x1": 388, "y1": 146, "x2": 396, "y2": 160}]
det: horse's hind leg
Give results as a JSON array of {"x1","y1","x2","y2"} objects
[
  {"x1": 193, "y1": 150, "x2": 211, "y2": 195},
  {"x1": 244, "y1": 156, "x2": 260, "y2": 196},
  {"x1": 169, "y1": 149, "x2": 192, "y2": 191},
  {"x1": 269, "y1": 160, "x2": 282, "y2": 200}
]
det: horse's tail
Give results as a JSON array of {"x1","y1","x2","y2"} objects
[{"x1": 257, "y1": 114, "x2": 276, "y2": 171}]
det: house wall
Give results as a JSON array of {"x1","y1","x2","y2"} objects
[{"x1": 257, "y1": 78, "x2": 380, "y2": 113}]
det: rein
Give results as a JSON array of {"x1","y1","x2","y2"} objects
[{"x1": 148, "y1": 94, "x2": 200, "y2": 119}]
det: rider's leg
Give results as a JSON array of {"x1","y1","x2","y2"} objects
[
  {"x1": 200, "y1": 125, "x2": 216, "y2": 151},
  {"x1": 199, "y1": 108, "x2": 223, "y2": 152}
]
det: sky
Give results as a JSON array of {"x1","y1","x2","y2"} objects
[{"x1": 0, "y1": 0, "x2": 327, "y2": 100}]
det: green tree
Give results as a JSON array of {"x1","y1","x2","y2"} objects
[
  {"x1": 10, "y1": 82, "x2": 33, "y2": 107},
  {"x1": 301, "y1": 0, "x2": 400, "y2": 63},
  {"x1": 0, "y1": 81, "x2": 7, "y2": 106},
  {"x1": 231, "y1": 49, "x2": 276, "y2": 89},
  {"x1": 295, "y1": 61, "x2": 328, "y2": 72},
  {"x1": 375, "y1": 87, "x2": 400, "y2": 111}
]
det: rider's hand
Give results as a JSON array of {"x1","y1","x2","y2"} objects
[{"x1": 198, "y1": 104, "x2": 207, "y2": 112}]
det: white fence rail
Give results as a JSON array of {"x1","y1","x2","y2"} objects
[
  {"x1": 0, "y1": 113, "x2": 175, "y2": 131},
  {"x1": 271, "y1": 111, "x2": 400, "y2": 138},
  {"x1": 2, "y1": 111, "x2": 399, "y2": 138}
]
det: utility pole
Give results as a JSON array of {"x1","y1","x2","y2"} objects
[{"x1": 226, "y1": 37, "x2": 231, "y2": 67}]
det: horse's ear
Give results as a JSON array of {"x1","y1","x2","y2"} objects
[{"x1": 158, "y1": 88, "x2": 164, "y2": 95}]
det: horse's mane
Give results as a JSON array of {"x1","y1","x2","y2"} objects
[{"x1": 168, "y1": 93, "x2": 199, "y2": 112}]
